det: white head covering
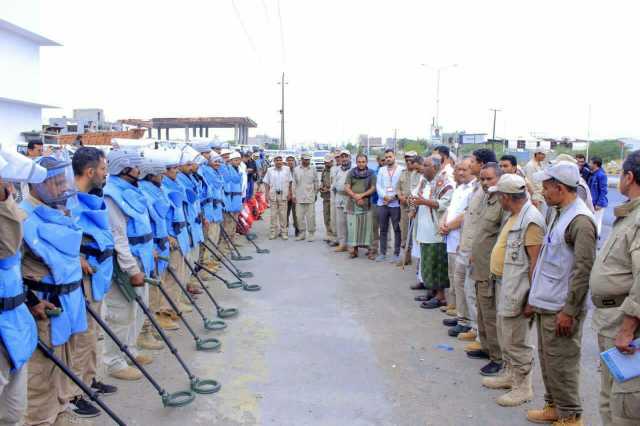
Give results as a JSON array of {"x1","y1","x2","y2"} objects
[
  {"x1": 0, "y1": 147, "x2": 46, "y2": 183},
  {"x1": 107, "y1": 149, "x2": 143, "y2": 176}
]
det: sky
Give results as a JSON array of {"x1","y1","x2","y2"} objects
[{"x1": 37, "y1": 0, "x2": 640, "y2": 145}]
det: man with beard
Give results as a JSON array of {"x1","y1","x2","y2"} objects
[
  {"x1": 375, "y1": 149, "x2": 403, "y2": 262},
  {"x1": 292, "y1": 153, "x2": 319, "y2": 242}
]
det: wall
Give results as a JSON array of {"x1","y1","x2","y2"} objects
[
  {"x1": 0, "y1": 27, "x2": 40, "y2": 102},
  {"x1": 0, "y1": 100, "x2": 41, "y2": 145},
  {"x1": 2, "y1": 0, "x2": 41, "y2": 34}
]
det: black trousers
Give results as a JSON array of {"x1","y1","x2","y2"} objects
[
  {"x1": 378, "y1": 205, "x2": 401, "y2": 256},
  {"x1": 287, "y1": 200, "x2": 299, "y2": 235}
]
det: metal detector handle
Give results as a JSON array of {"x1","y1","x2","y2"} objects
[
  {"x1": 144, "y1": 278, "x2": 161, "y2": 287},
  {"x1": 158, "y1": 256, "x2": 170, "y2": 262}
]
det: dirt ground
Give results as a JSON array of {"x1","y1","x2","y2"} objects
[{"x1": 95, "y1": 205, "x2": 601, "y2": 426}]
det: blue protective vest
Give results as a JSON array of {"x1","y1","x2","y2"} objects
[
  {"x1": 226, "y1": 165, "x2": 243, "y2": 213},
  {"x1": 21, "y1": 201, "x2": 87, "y2": 346},
  {"x1": 104, "y1": 176, "x2": 155, "y2": 276},
  {"x1": 206, "y1": 167, "x2": 224, "y2": 223},
  {"x1": 71, "y1": 192, "x2": 114, "y2": 302},
  {"x1": 140, "y1": 180, "x2": 171, "y2": 275},
  {"x1": 197, "y1": 165, "x2": 215, "y2": 222},
  {"x1": 0, "y1": 252, "x2": 37, "y2": 371},
  {"x1": 176, "y1": 172, "x2": 204, "y2": 247},
  {"x1": 219, "y1": 164, "x2": 231, "y2": 212},
  {"x1": 161, "y1": 176, "x2": 191, "y2": 256}
]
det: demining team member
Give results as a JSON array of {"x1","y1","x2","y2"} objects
[
  {"x1": 319, "y1": 154, "x2": 335, "y2": 242},
  {"x1": 196, "y1": 143, "x2": 225, "y2": 268},
  {"x1": 264, "y1": 154, "x2": 292, "y2": 240},
  {"x1": 590, "y1": 149, "x2": 640, "y2": 426},
  {"x1": 332, "y1": 151, "x2": 352, "y2": 253},
  {"x1": 0, "y1": 158, "x2": 43, "y2": 425},
  {"x1": 21, "y1": 156, "x2": 88, "y2": 425},
  {"x1": 103, "y1": 149, "x2": 155, "y2": 381},
  {"x1": 285, "y1": 155, "x2": 300, "y2": 238},
  {"x1": 192, "y1": 142, "x2": 215, "y2": 273},
  {"x1": 292, "y1": 153, "x2": 319, "y2": 242},
  {"x1": 68, "y1": 147, "x2": 118, "y2": 419},
  {"x1": 138, "y1": 153, "x2": 180, "y2": 334},
  {"x1": 397, "y1": 151, "x2": 417, "y2": 266},
  {"x1": 328, "y1": 152, "x2": 343, "y2": 247},
  {"x1": 218, "y1": 149, "x2": 234, "y2": 250},
  {"x1": 525, "y1": 162, "x2": 596, "y2": 426},
  {"x1": 375, "y1": 149, "x2": 403, "y2": 263},
  {"x1": 160, "y1": 150, "x2": 195, "y2": 319},
  {"x1": 225, "y1": 151, "x2": 244, "y2": 239},
  {"x1": 483, "y1": 174, "x2": 544, "y2": 407}
]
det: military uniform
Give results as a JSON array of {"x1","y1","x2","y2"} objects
[
  {"x1": 590, "y1": 198, "x2": 640, "y2": 426},
  {"x1": 320, "y1": 163, "x2": 334, "y2": 240},
  {"x1": 264, "y1": 165, "x2": 292, "y2": 239},
  {"x1": 292, "y1": 162, "x2": 319, "y2": 240},
  {"x1": 471, "y1": 191, "x2": 506, "y2": 364}
]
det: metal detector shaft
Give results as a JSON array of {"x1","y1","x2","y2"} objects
[
  {"x1": 202, "y1": 241, "x2": 246, "y2": 282},
  {"x1": 401, "y1": 218, "x2": 414, "y2": 272},
  {"x1": 204, "y1": 237, "x2": 243, "y2": 276},
  {"x1": 219, "y1": 224, "x2": 242, "y2": 258},
  {"x1": 184, "y1": 259, "x2": 223, "y2": 310},
  {"x1": 37, "y1": 339, "x2": 126, "y2": 425},
  {"x1": 226, "y1": 212, "x2": 268, "y2": 252}
]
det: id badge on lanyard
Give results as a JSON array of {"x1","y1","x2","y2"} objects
[{"x1": 386, "y1": 167, "x2": 396, "y2": 194}]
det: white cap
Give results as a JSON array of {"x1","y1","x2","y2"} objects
[
  {"x1": 179, "y1": 145, "x2": 201, "y2": 165},
  {"x1": 340, "y1": 150, "x2": 351, "y2": 156},
  {"x1": 107, "y1": 149, "x2": 143, "y2": 176},
  {"x1": 191, "y1": 141, "x2": 211, "y2": 153},
  {"x1": 534, "y1": 162, "x2": 580, "y2": 187},
  {"x1": 111, "y1": 138, "x2": 155, "y2": 150},
  {"x1": 220, "y1": 149, "x2": 232, "y2": 156},
  {"x1": 0, "y1": 147, "x2": 47, "y2": 183},
  {"x1": 229, "y1": 151, "x2": 241, "y2": 160},
  {"x1": 142, "y1": 148, "x2": 181, "y2": 168},
  {"x1": 489, "y1": 174, "x2": 527, "y2": 194}
]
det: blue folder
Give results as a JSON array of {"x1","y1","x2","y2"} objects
[{"x1": 600, "y1": 338, "x2": 640, "y2": 383}]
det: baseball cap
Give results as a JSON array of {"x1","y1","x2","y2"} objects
[
  {"x1": 534, "y1": 162, "x2": 580, "y2": 187},
  {"x1": 301, "y1": 153, "x2": 312, "y2": 160},
  {"x1": 340, "y1": 150, "x2": 351, "y2": 156},
  {"x1": 324, "y1": 154, "x2": 333, "y2": 162},
  {"x1": 489, "y1": 174, "x2": 527, "y2": 194},
  {"x1": 229, "y1": 151, "x2": 241, "y2": 160},
  {"x1": 551, "y1": 153, "x2": 577, "y2": 165},
  {"x1": 220, "y1": 149, "x2": 232, "y2": 156},
  {"x1": 272, "y1": 153, "x2": 283, "y2": 159},
  {"x1": 404, "y1": 151, "x2": 418, "y2": 158}
]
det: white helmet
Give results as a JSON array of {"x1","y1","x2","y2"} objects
[
  {"x1": 179, "y1": 145, "x2": 202, "y2": 166},
  {"x1": 32, "y1": 156, "x2": 76, "y2": 208},
  {"x1": 107, "y1": 149, "x2": 142, "y2": 176},
  {"x1": 0, "y1": 146, "x2": 47, "y2": 183}
]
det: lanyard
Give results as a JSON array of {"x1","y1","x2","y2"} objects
[{"x1": 387, "y1": 166, "x2": 397, "y2": 181}]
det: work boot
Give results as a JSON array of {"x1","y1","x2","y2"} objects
[
  {"x1": 53, "y1": 410, "x2": 93, "y2": 426},
  {"x1": 137, "y1": 329, "x2": 164, "y2": 350},
  {"x1": 552, "y1": 415, "x2": 583, "y2": 426},
  {"x1": 178, "y1": 301, "x2": 193, "y2": 313},
  {"x1": 281, "y1": 233, "x2": 289, "y2": 240},
  {"x1": 482, "y1": 364, "x2": 512, "y2": 389},
  {"x1": 307, "y1": 233, "x2": 315, "y2": 242},
  {"x1": 497, "y1": 372, "x2": 533, "y2": 407},
  {"x1": 133, "y1": 354, "x2": 153, "y2": 366},
  {"x1": 109, "y1": 366, "x2": 143, "y2": 381},
  {"x1": 335, "y1": 245, "x2": 348, "y2": 253},
  {"x1": 269, "y1": 233, "x2": 277, "y2": 240},
  {"x1": 154, "y1": 312, "x2": 180, "y2": 331},
  {"x1": 296, "y1": 233, "x2": 306, "y2": 241},
  {"x1": 446, "y1": 308, "x2": 457, "y2": 317},
  {"x1": 458, "y1": 329, "x2": 478, "y2": 341},
  {"x1": 526, "y1": 403, "x2": 559, "y2": 424},
  {"x1": 464, "y1": 341, "x2": 482, "y2": 352}
]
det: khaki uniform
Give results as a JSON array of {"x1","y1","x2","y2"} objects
[
  {"x1": 21, "y1": 195, "x2": 75, "y2": 426},
  {"x1": 320, "y1": 166, "x2": 334, "y2": 239},
  {"x1": 491, "y1": 202, "x2": 545, "y2": 379},
  {"x1": 398, "y1": 169, "x2": 412, "y2": 248},
  {"x1": 330, "y1": 165, "x2": 340, "y2": 244},
  {"x1": 529, "y1": 199, "x2": 597, "y2": 419},
  {"x1": 471, "y1": 191, "x2": 506, "y2": 363},
  {"x1": 455, "y1": 182, "x2": 483, "y2": 327},
  {"x1": 333, "y1": 167, "x2": 350, "y2": 246},
  {"x1": 264, "y1": 166, "x2": 292, "y2": 237},
  {"x1": 0, "y1": 195, "x2": 28, "y2": 425},
  {"x1": 292, "y1": 165, "x2": 319, "y2": 236},
  {"x1": 590, "y1": 198, "x2": 640, "y2": 426}
]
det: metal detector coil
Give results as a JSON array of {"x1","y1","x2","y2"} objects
[
  {"x1": 190, "y1": 378, "x2": 221, "y2": 395},
  {"x1": 195, "y1": 337, "x2": 222, "y2": 351},
  {"x1": 161, "y1": 390, "x2": 196, "y2": 407}
]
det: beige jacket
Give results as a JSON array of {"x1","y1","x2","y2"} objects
[{"x1": 292, "y1": 165, "x2": 318, "y2": 203}]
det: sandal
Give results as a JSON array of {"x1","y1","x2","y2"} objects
[{"x1": 349, "y1": 250, "x2": 358, "y2": 259}]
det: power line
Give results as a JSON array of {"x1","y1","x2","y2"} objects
[
  {"x1": 276, "y1": 0, "x2": 286, "y2": 64},
  {"x1": 231, "y1": 0, "x2": 258, "y2": 55}
]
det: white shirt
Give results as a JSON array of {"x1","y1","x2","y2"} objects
[
  {"x1": 444, "y1": 178, "x2": 475, "y2": 253},
  {"x1": 239, "y1": 162, "x2": 248, "y2": 197},
  {"x1": 264, "y1": 165, "x2": 292, "y2": 197},
  {"x1": 413, "y1": 177, "x2": 442, "y2": 244},
  {"x1": 439, "y1": 163, "x2": 455, "y2": 184}
]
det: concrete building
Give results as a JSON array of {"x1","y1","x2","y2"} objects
[{"x1": 0, "y1": 0, "x2": 59, "y2": 145}]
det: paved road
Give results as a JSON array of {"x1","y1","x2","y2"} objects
[{"x1": 94, "y1": 202, "x2": 605, "y2": 425}]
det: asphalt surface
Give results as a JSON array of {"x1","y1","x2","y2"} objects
[{"x1": 92, "y1": 199, "x2": 610, "y2": 426}]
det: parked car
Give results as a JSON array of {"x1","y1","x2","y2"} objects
[{"x1": 312, "y1": 150, "x2": 330, "y2": 171}]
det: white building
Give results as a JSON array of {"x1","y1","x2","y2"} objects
[{"x1": 0, "y1": 1, "x2": 59, "y2": 145}]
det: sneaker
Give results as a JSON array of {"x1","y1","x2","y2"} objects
[
  {"x1": 448, "y1": 324, "x2": 471, "y2": 337},
  {"x1": 71, "y1": 396, "x2": 101, "y2": 418},
  {"x1": 375, "y1": 254, "x2": 387, "y2": 262},
  {"x1": 466, "y1": 349, "x2": 490, "y2": 360},
  {"x1": 480, "y1": 361, "x2": 504, "y2": 376},
  {"x1": 457, "y1": 329, "x2": 478, "y2": 341},
  {"x1": 109, "y1": 366, "x2": 143, "y2": 381},
  {"x1": 91, "y1": 379, "x2": 118, "y2": 396},
  {"x1": 442, "y1": 318, "x2": 458, "y2": 327},
  {"x1": 390, "y1": 254, "x2": 401, "y2": 263},
  {"x1": 446, "y1": 308, "x2": 457, "y2": 317},
  {"x1": 53, "y1": 410, "x2": 93, "y2": 426}
]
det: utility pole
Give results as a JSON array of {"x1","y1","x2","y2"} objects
[
  {"x1": 278, "y1": 72, "x2": 287, "y2": 150},
  {"x1": 489, "y1": 108, "x2": 501, "y2": 152},
  {"x1": 393, "y1": 128, "x2": 398, "y2": 152},
  {"x1": 586, "y1": 104, "x2": 592, "y2": 160}
]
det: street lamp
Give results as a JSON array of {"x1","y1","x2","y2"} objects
[{"x1": 421, "y1": 63, "x2": 458, "y2": 140}]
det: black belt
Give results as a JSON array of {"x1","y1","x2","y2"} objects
[
  {"x1": 128, "y1": 233, "x2": 153, "y2": 246},
  {"x1": 80, "y1": 245, "x2": 114, "y2": 263},
  {"x1": 212, "y1": 199, "x2": 221, "y2": 207},
  {"x1": 24, "y1": 279, "x2": 81, "y2": 296},
  {"x1": 154, "y1": 237, "x2": 168, "y2": 251},
  {"x1": 0, "y1": 293, "x2": 26, "y2": 312},
  {"x1": 172, "y1": 221, "x2": 186, "y2": 234},
  {"x1": 195, "y1": 217, "x2": 202, "y2": 224},
  {"x1": 592, "y1": 294, "x2": 627, "y2": 309},
  {"x1": 225, "y1": 192, "x2": 242, "y2": 196}
]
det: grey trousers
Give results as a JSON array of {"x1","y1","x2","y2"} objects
[{"x1": 335, "y1": 206, "x2": 347, "y2": 246}]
